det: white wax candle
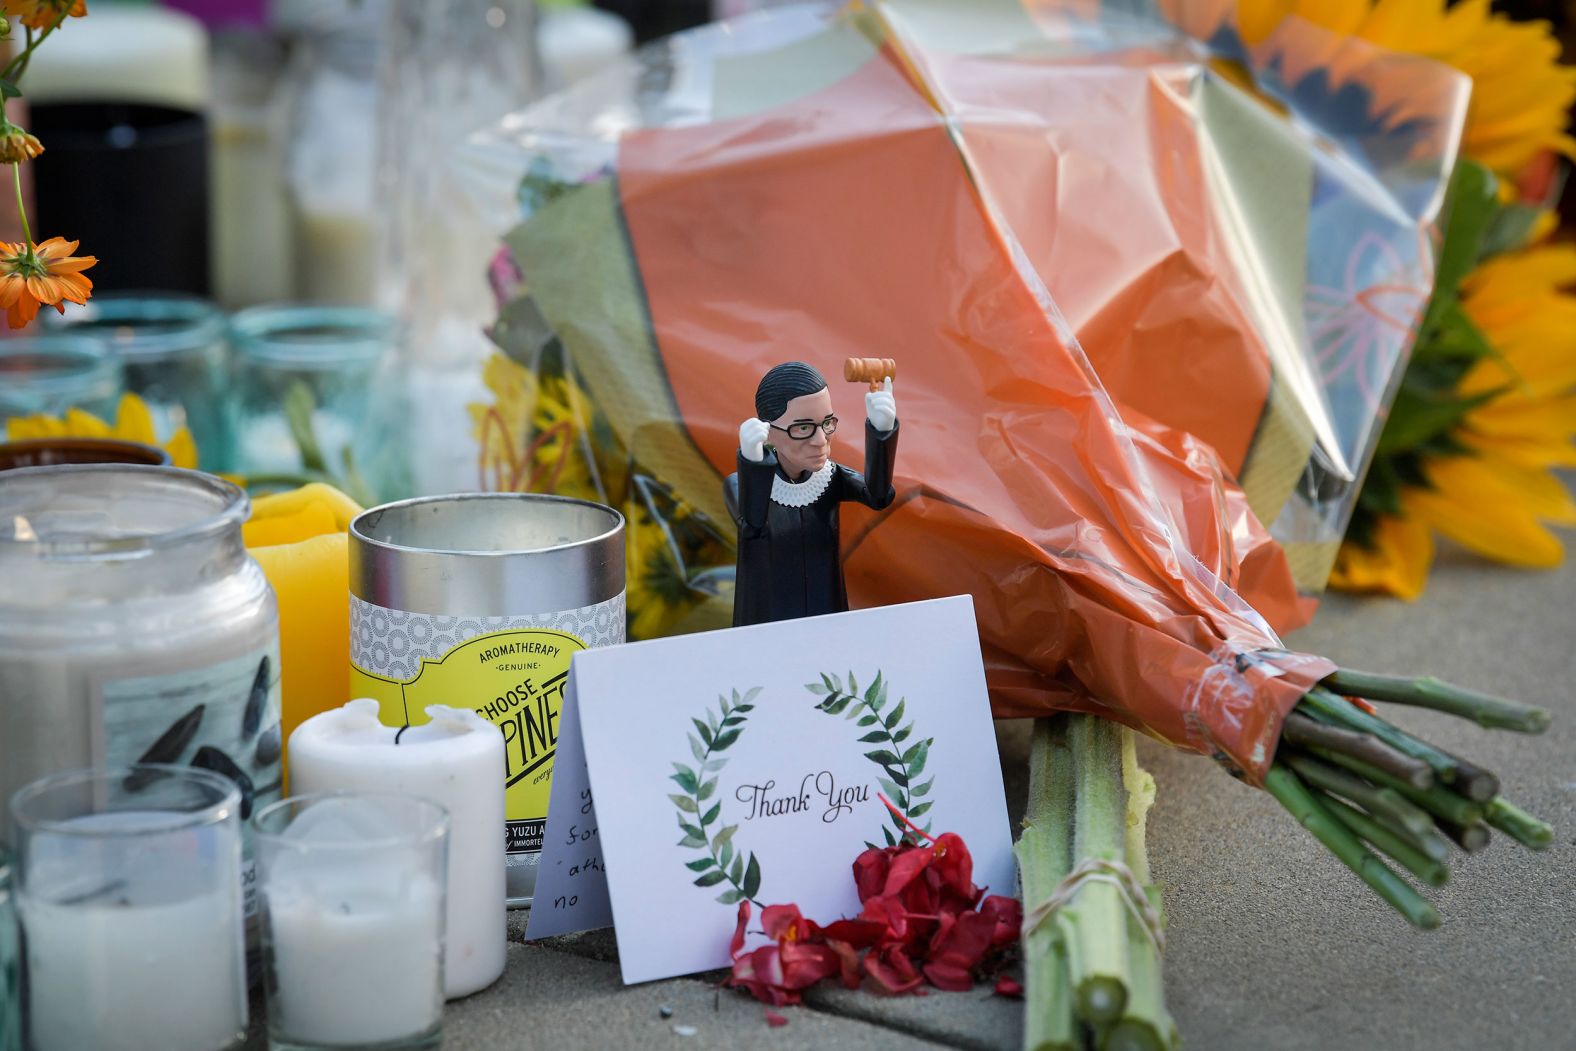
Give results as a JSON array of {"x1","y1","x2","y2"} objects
[
  {"x1": 287, "y1": 699, "x2": 506, "y2": 998},
  {"x1": 20, "y1": 820, "x2": 246, "y2": 1051},
  {"x1": 266, "y1": 873, "x2": 443, "y2": 1046}
]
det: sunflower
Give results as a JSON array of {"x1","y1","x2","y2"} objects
[
  {"x1": 1156, "y1": 0, "x2": 1576, "y2": 179},
  {"x1": 2, "y1": 0, "x2": 87, "y2": 31},
  {"x1": 5, "y1": 391, "x2": 198, "y2": 468},
  {"x1": 0, "y1": 237, "x2": 96, "y2": 328},
  {"x1": 1331, "y1": 240, "x2": 1576, "y2": 598}
]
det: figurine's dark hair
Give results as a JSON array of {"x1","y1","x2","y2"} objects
[{"x1": 754, "y1": 361, "x2": 828, "y2": 420}]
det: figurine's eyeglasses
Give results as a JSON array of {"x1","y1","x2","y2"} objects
[{"x1": 771, "y1": 415, "x2": 838, "y2": 441}]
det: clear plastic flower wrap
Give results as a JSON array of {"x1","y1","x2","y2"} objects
[{"x1": 430, "y1": 0, "x2": 1469, "y2": 783}]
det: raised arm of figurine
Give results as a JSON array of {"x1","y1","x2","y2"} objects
[
  {"x1": 726, "y1": 416, "x2": 776, "y2": 533},
  {"x1": 865, "y1": 376, "x2": 897, "y2": 434}
]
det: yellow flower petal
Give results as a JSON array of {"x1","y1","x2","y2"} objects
[
  {"x1": 165, "y1": 428, "x2": 199, "y2": 469},
  {"x1": 1329, "y1": 512, "x2": 1433, "y2": 600},
  {"x1": 5, "y1": 414, "x2": 67, "y2": 440},
  {"x1": 61, "y1": 407, "x2": 111, "y2": 438},
  {"x1": 249, "y1": 482, "x2": 364, "y2": 532},
  {"x1": 243, "y1": 501, "x2": 341, "y2": 549},
  {"x1": 112, "y1": 393, "x2": 159, "y2": 446},
  {"x1": 1408, "y1": 457, "x2": 1570, "y2": 567}
]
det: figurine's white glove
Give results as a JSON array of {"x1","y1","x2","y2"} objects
[
  {"x1": 865, "y1": 376, "x2": 897, "y2": 433},
  {"x1": 739, "y1": 417, "x2": 770, "y2": 463}
]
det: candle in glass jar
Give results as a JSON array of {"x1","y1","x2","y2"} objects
[
  {"x1": 287, "y1": 699, "x2": 505, "y2": 998},
  {"x1": 265, "y1": 872, "x2": 442, "y2": 1045}
]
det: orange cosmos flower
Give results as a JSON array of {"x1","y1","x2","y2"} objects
[
  {"x1": 0, "y1": 123, "x2": 43, "y2": 163},
  {"x1": 2, "y1": 0, "x2": 87, "y2": 32},
  {"x1": 0, "y1": 236, "x2": 96, "y2": 328}
]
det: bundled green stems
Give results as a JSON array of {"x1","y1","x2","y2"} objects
[
  {"x1": 1016, "y1": 715, "x2": 1179, "y2": 1051},
  {"x1": 1269, "y1": 666, "x2": 1554, "y2": 929}
]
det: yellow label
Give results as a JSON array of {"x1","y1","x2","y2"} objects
[{"x1": 350, "y1": 627, "x2": 585, "y2": 856}]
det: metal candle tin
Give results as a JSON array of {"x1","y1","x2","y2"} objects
[{"x1": 348, "y1": 493, "x2": 625, "y2": 907}]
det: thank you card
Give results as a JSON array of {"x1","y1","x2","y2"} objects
[{"x1": 527, "y1": 596, "x2": 1014, "y2": 984}]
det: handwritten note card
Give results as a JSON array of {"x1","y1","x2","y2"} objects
[
  {"x1": 530, "y1": 596, "x2": 1014, "y2": 984},
  {"x1": 522, "y1": 676, "x2": 611, "y2": 938}
]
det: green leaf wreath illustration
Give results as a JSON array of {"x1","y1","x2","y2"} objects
[
  {"x1": 807, "y1": 669, "x2": 935, "y2": 847},
  {"x1": 672, "y1": 686, "x2": 764, "y2": 906}
]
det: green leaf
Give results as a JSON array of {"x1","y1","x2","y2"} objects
[
  {"x1": 889, "y1": 809, "x2": 908, "y2": 832},
  {"x1": 878, "y1": 777, "x2": 903, "y2": 800},
  {"x1": 864, "y1": 670, "x2": 882, "y2": 705},
  {"x1": 1479, "y1": 200, "x2": 1545, "y2": 259},
  {"x1": 807, "y1": 681, "x2": 831, "y2": 696},
  {"x1": 689, "y1": 734, "x2": 707, "y2": 763},
  {"x1": 721, "y1": 715, "x2": 745, "y2": 728},
  {"x1": 670, "y1": 794, "x2": 698, "y2": 813},
  {"x1": 743, "y1": 854, "x2": 762, "y2": 898},
  {"x1": 829, "y1": 673, "x2": 844, "y2": 694},
  {"x1": 717, "y1": 888, "x2": 744, "y2": 905},
  {"x1": 857, "y1": 714, "x2": 879, "y2": 727},
  {"x1": 743, "y1": 686, "x2": 764, "y2": 704},
  {"x1": 892, "y1": 725, "x2": 912, "y2": 743},
  {"x1": 677, "y1": 832, "x2": 707, "y2": 849},
  {"x1": 1420, "y1": 159, "x2": 1497, "y2": 340},
  {"x1": 907, "y1": 800, "x2": 934, "y2": 817},
  {"x1": 693, "y1": 870, "x2": 728, "y2": 887},
  {"x1": 735, "y1": 704, "x2": 755, "y2": 713},
  {"x1": 685, "y1": 857, "x2": 716, "y2": 872},
  {"x1": 719, "y1": 840, "x2": 734, "y2": 870},
  {"x1": 1376, "y1": 381, "x2": 1504, "y2": 456},
  {"x1": 882, "y1": 826, "x2": 897, "y2": 847},
  {"x1": 0, "y1": 81, "x2": 20, "y2": 101},
  {"x1": 848, "y1": 670, "x2": 859, "y2": 698},
  {"x1": 693, "y1": 718, "x2": 714, "y2": 749},
  {"x1": 730, "y1": 687, "x2": 741, "y2": 707},
  {"x1": 865, "y1": 750, "x2": 901, "y2": 767},
  {"x1": 886, "y1": 768, "x2": 909, "y2": 788},
  {"x1": 713, "y1": 825, "x2": 738, "y2": 850},
  {"x1": 713, "y1": 728, "x2": 742, "y2": 751},
  {"x1": 707, "y1": 709, "x2": 720, "y2": 735},
  {"x1": 908, "y1": 740, "x2": 930, "y2": 779},
  {"x1": 697, "y1": 778, "x2": 717, "y2": 801},
  {"x1": 283, "y1": 381, "x2": 329, "y2": 473},
  {"x1": 884, "y1": 699, "x2": 906, "y2": 730},
  {"x1": 730, "y1": 854, "x2": 745, "y2": 885},
  {"x1": 670, "y1": 770, "x2": 699, "y2": 793},
  {"x1": 701, "y1": 802, "x2": 721, "y2": 826},
  {"x1": 910, "y1": 777, "x2": 935, "y2": 798},
  {"x1": 704, "y1": 758, "x2": 729, "y2": 772},
  {"x1": 858, "y1": 730, "x2": 889, "y2": 743},
  {"x1": 820, "y1": 673, "x2": 836, "y2": 695}
]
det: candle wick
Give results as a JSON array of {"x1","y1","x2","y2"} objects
[{"x1": 395, "y1": 723, "x2": 411, "y2": 745}]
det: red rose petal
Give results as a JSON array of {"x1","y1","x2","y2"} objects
[
  {"x1": 994, "y1": 976, "x2": 1024, "y2": 999},
  {"x1": 765, "y1": 1010, "x2": 789, "y2": 1028}
]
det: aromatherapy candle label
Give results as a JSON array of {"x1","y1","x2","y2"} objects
[
  {"x1": 534, "y1": 596, "x2": 1015, "y2": 984},
  {"x1": 349, "y1": 593, "x2": 625, "y2": 863},
  {"x1": 93, "y1": 640, "x2": 284, "y2": 919}
]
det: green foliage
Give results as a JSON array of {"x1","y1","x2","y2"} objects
[
  {"x1": 674, "y1": 687, "x2": 763, "y2": 906},
  {"x1": 808, "y1": 670, "x2": 934, "y2": 847},
  {"x1": 1348, "y1": 159, "x2": 1530, "y2": 549}
]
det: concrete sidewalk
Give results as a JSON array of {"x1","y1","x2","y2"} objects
[{"x1": 242, "y1": 544, "x2": 1574, "y2": 1049}]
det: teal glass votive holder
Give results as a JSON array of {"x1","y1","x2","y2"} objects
[
  {"x1": 0, "y1": 336, "x2": 121, "y2": 428},
  {"x1": 0, "y1": 846, "x2": 18, "y2": 1051},
  {"x1": 45, "y1": 295, "x2": 232, "y2": 469},
  {"x1": 229, "y1": 305, "x2": 405, "y2": 501}
]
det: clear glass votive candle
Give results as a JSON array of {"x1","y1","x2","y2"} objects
[
  {"x1": 0, "y1": 335, "x2": 121, "y2": 426},
  {"x1": 9, "y1": 765, "x2": 248, "y2": 1051},
  {"x1": 228, "y1": 305, "x2": 405, "y2": 500},
  {"x1": 45, "y1": 294, "x2": 232, "y2": 469},
  {"x1": 254, "y1": 793, "x2": 449, "y2": 1051},
  {"x1": 0, "y1": 846, "x2": 18, "y2": 1051}
]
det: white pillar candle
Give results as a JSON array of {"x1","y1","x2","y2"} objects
[{"x1": 287, "y1": 699, "x2": 506, "y2": 998}]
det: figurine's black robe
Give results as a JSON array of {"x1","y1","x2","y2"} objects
[{"x1": 724, "y1": 421, "x2": 899, "y2": 626}]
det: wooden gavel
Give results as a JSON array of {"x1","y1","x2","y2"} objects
[{"x1": 844, "y1": 357, "x2": 896, "y2": 391}]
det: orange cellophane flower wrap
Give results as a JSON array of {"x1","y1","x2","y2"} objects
[
  {"x1": 615, "y1": 49, "x2": 1333, "y2": 783},
  {"x1": 244, "y1": 483, "x2": 361, "y2": 779}
]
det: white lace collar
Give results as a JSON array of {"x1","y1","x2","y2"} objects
[{"x1": 771, "y1": 461, "x2": 835, "y2": 507}]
